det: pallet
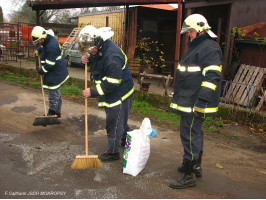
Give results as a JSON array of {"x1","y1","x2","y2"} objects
[{"x1": 224, "y1": 64, "x2": 265, "y2": 108}]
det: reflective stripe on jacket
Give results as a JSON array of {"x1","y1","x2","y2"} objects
[
  {"x1": 89, "y1": 39, "x2": 134, "y2": 108},
  {"x1": 38, "y1": 34, "x2": 69, "y2": 89},
  {"x1": 169, "y1": 33, "x2": 222, "y2": 117}
]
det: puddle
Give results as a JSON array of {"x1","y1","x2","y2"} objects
[{"x1": 11, "y1": 106, "x2": 36, "y2": 113}]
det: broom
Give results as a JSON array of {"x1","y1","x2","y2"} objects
[
  {"x1": 33, "y1": 55, "x2": 60, "y2": 126},
  {"x1": 71, "y1": 62, "x2": 102, "y2": 169}
]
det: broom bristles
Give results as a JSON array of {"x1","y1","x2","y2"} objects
[
  {"x1": 33, "y1": 115, "x2": 60, "y2": 126},
  {"x1": 71, "y1": 155, "x2": 102, "y2": 169}
]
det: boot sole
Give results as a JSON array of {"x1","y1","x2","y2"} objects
[
  {"x1": 169, "y1": 182, "x2": 196, "y2": 189},
  {"x1": 99, "y1": 156, "x2": 120, "y2": 162}
]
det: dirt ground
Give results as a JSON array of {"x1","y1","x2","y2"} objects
[{"x1": 0, "y1": 80, "x2": 266, "y2": 199}]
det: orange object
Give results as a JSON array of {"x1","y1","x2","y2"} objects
[
  {"x1": 239, "y1": 22, "x2": 266, "y2": 39},
  {"x1": 58, "y1": 37, "x2": 70, "y2": 45},
  {"x1": 20, "y1": 26, "x2": 34, "y2": 41}
]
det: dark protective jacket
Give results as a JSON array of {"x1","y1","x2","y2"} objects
[
  {"x1": 169, "y1": 33, "x2": 222, "y2": 117},
  {"x1": 38, "y1": 34, "x2": 69, "y2": 89},
  {"x1": 89, "y1": 39, "x2": 135, "y2": 108}
]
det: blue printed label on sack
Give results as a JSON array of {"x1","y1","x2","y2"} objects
[{"x1": 123, "y1": 135, "x2": 132, "y2": 168}]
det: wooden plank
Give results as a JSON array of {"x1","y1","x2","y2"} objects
[
  {"x1": 225, "y1": 64, "x2": 245, "y2": 101},
  {"x1": 238, "y1": 66, "x2": 260, "y2": 106},
  {"x1": 255, "y1": 88, "x2": 266, "y2": 111},
  {"x1": 224, "y1": 65, "x2": 265, "y2": 109},
  {"x1": 231, "y1": 65, "x2": 249, "y2": 102},
  {"x1": 237, "y1": 66, "x2": 256, "y2": 105},
  {"x1": 243, "y1": 68, "x2": 265, "y2": 107}
]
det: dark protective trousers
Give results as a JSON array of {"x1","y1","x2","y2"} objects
[
  {"x1": 180, "y1": 115, "x2": 204, "y2": 161},
  {"x1": 105, "y1": 94, "x2": 133, "y2": 154},
  {"x1": 48, "y1": 87, "x2": 62, "y2": 113}
]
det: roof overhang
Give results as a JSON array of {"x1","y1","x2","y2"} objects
[{"x1": 27, "y1": 0, "x2": 183, "y2": 10}]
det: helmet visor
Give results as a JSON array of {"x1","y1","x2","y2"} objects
[
  {"x1": 78, "y1": 33, "x2": 95, "y2": 52},
  {"x1": 32, "y1": 36, "x2": 41, "y2": 45},
  {"x1": 180, "y1": 21, "x2": 191, "y2": 34},
  {"x1": 181, "y1": 27, "x2": 191, "y2": 34}
]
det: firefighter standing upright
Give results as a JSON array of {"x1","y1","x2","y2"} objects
[{"x1": 168, "y1": 14, "x2": 223, "y2": 189}]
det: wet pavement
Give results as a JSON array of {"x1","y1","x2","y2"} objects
[{"x1": 0, "y1": 80, "x2": 266, "y2": 199}]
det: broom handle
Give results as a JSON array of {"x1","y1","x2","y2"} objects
[
  {"x1": 41, "y1": 75, "x2": 47, "y2": 116},
  {"x1": 38, "y1": 55, "x2": 47, "y2": 116},
  {"x1": 85, "y1": 63, "x2": 88, "y2": 156}
]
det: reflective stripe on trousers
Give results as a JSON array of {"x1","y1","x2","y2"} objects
[{"x1": 180, "y1": 115, "x2": 204, "y2": 161}]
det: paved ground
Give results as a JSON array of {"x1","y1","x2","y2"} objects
[{"x1": 0, "y1": 80, "x2": 266, "y2": 199}]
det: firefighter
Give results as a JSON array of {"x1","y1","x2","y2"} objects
[
  {"x1": 79, "y1": 25, "x2": 135, "y2": 161},
  {"x1": 31, "y1": 26, "x2": 69, "y2": 118},
  {"x1": 168, "y1": 14, "x2": 223, "y2": 189}
]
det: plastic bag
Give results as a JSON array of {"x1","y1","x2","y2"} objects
[{"x1": 123, "y1": 118, "x2": 154, "y2": 176}]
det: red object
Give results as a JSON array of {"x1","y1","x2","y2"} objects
[
  {"x1": 20, "y1": 26, "x2": 34, "y2": 41},
  {"x1": 3, "y1": 42, "x2": 11, "y2": 48},
  {"x1": 239, "y1": 22, "x2": 266, "y2": 39}
]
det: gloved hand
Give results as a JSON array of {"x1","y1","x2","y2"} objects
[
  {"x1": 37, "y1": 68, "x2": 45, "y2": 75},
  {"x1": 34, "y1": 50, "x2": 39, "y2": 56},
  {"x1": 193, "y1": 99, "x2": 207, "y2": 118}
]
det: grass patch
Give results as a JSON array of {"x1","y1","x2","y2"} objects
[
  {"x1": 0, "y1": 63, "x2": 265, "y2": 131},
  {"x1": 131, "y1": 100, "x2": 180, "y2": 129}
]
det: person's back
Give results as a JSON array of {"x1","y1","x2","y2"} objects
[
  {"x1": 79, "y1": 25, "x2": 135, "y2": 161},
  {"x1": 40, "y1": 34, "x2": 69, "y2": 89},
  {"x1": 90, "y1": 39, "x2": 134, "y2": 107}
]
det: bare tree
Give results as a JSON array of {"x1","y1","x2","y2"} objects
[{"x1": 9, "y1": 0, "x2": 60, "y2": 23}]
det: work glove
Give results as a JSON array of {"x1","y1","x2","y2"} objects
[
  {"x1": 37, "y1": 68, "x2": 45, "y2": 75},
  {"x1": 34, "y1": 50, "x2": 39, "y2": 57},
  {"x1": 193, "y1": 99, "x2": 207, "y2": 118}
]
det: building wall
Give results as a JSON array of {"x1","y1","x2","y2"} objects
[
  {"x1": 232, "y1": 0, "x2": 266, "y2": 27},
  {"x1": 78, "y1": 11, "x2": 125, "y2": 47}
]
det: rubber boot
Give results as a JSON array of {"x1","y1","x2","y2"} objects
[
  {"x1": 177, "y1": 159, "x2": 185, "y2": 173},
  {"x1": 169, "y1": 159, "x2": 197, "y2": 189},
  {"x1": 194, "y1": 151, "x2": 203, "y2": 178},
  {"x1": 56, "y1": 112, "x2": 61, "y2": 118},
  {"x1": 47, "y1": 109, "x2": 56, "y2": 116},
  {"x1": 178, "y1": 151, "x2": 203, "y2": 178}
]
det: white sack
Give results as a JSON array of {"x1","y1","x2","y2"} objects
[{"x1": 123, "y1": 118, "x2": 152, "y2": 176}]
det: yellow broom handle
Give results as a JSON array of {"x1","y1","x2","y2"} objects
[
  {"x1": 85, "y1": 63, "x2": 88, "y2": 156},
  {"x1": 40, "y1": 76, "x2": 47, "y2": 116},
  {"x1": 38, "y1": 55, "x2": 47, "y2": 116}
]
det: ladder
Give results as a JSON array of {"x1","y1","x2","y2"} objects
[{"x1": 61, "y1": 27, "x2": 82, "y2": 50}]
